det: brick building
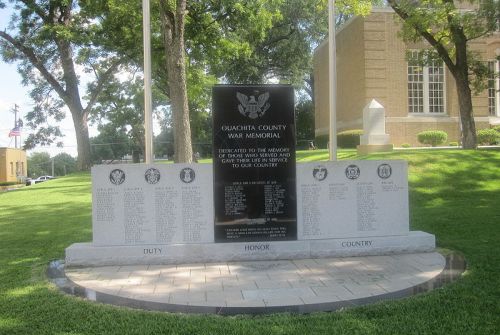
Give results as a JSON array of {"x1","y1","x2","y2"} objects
[
  {"x1": 0, "y1": 148, "x2": 27, "y2": 183},
  {"x1": 313, "y1": 8, "x2": 500, "y2": 146}
]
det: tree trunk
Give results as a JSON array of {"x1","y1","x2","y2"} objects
[
  {"x1": 57, "y1": 37, "x2": 93, "y2": 170},
  {"x1": 132, "y1": 150, "x2": 141, "y2": 163},
  {"x1": 451, "y1": 29, "x2": 477, "y2": 149},
  {"x1": 304, "y1": 73, "x2": 314, "y2": 103},
  {"x1": 159, "y1": 0, "x2": 193, "y2": 163},
  {"x1": 57, "y1": 80, "x2": 93, "y2": 171},
  {"x1": 72, "y1": 111, "x2": 92, "y2": 170},
  {"x1": 66, "y1": 91, "x2": 92, "y2": 170},
  {"x1": 453, "y1": 72, "x2": 477, "y2": 149}
]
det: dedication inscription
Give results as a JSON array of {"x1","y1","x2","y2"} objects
[{"x1": 213, "y1": 85, "x2": 297, "y2": 242}]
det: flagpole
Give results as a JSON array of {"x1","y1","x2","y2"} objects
[
  {"x1": 13, "y1": 104, "x2": 18, "y2": 149},
  {"x1": 328, "y1": 0, "x2": 338, "y2": 161},
  {"x1": 143, "y1": 0, "x2": 154, "y2": 164}
]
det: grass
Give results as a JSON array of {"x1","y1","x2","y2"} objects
[{"x1": 0, "y1": 149, "x2": 499, "y2": 334}]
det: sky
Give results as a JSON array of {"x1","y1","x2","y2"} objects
[{"x1": 0, "y1": 61, "x2": 87, "y2": 157}]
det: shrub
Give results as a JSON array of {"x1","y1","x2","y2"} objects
[
  {"x1": 490, "y1": 125, "x2": 500, "y2": 141},
  {"x1": 401, "y1": 143, "x2": 411, "y2": 148},
  {"x1": 0, "y1": 182, "x2": 18, "y2": 186},
  {"x1": 417, "y1": 130, "x2": 448, "y2": 147},
  {"x1": 337, "y1": 129, "x2": 363, "y2": 148},
  {"x1": 477, "y1": 129, "x2": 499, "y2": 145},
  {"x1": 448, "y1": 142, "x2": 459, "y2": 147}
]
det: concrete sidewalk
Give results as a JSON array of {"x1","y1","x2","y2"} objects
[{"x1": 57, "y1": 252, "x2": 455, "y2": 314}]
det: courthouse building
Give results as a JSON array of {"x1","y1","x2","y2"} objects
[
  {"x1": 0, "y1": 148, "x2": 27, "y2": 183},
  {"x1": 314, "y1": 7, "x2": 500, "y2": 146}
]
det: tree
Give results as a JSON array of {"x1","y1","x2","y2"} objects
[
  {"x1": 88, "y1": 67, "x2": 170, "y2": 163},
  {"x1": 90, "y1": 125, "x2": 131, "y2": 163},
  {"x1": 0, "y1": 0, "x2": 123, "y2": 170},
  {"x1": 79, "y1": 0, "x2": 376, "y2": 163},
  {"x1": 99, "y1": 0, "x2": 286, "y2": 162},
  {"x1": 53, "y1": 153, "x2": 77, "y2": 175},
  {"x1": 27, "y1": 152, "x2": 51, "y2": 177},
  {"x1": 295, "y1": 100, "x2": 315, "y2": 144},
  {"x1": 387, "y1": 0, "x2": 499, "y2": 149},
  {"x1": 154, "y1": 127, "x2": 174, "y2": 159},
  {"x1": 196, "y1": 0, "x2": 377, "y2": 90}
]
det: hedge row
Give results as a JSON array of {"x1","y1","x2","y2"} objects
[
  {"x1": 315, "y1": 129, "x2": 364, "y2": 149},
  {"x1": 417, "y1": 130, "x2": 448, "y2": 147},
  {"x1": 0, "y1": 182, "x2": 19, "y2": 187},
  {"x1": 314, "y1": 126, "x2": 499, "y2": 149},
  {"x1": 477, "y1": 128, "x2": 500, "y2": 145}
]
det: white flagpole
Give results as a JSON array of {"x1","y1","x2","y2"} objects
[
  {"x1": 328, "y1": 0, "x2": 338, "y2": 161},
  {"x1": 143, "y1": 0, "x2": 154, "y2": 163},
  {"x1": 13, "y1": 104, "x2": 18, "y2": 149}
]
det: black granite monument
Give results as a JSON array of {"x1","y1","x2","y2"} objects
[{"x1": 213, "y1": 85, "x2": 297, "y2": 242}]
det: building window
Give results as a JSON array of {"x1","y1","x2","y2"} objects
[
  {"x1": 408, "y1": 57, "x2": 424, "y2": 113},
  {"x1": 407, "y1": 51, "x2": 446, "y2": 114},
  {"x1": 488, "y1": 60, "x2": 499, "y2": 116},
  {"x1": 10, "y1": 162, "x2": 14, "y2": 175}
]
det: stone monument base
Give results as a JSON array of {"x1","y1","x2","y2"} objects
[
  {"x1": 357, "y1": 144, "x2": 394, "y2": 155},
  {"x1": 65, "y1": 231, "x2": 435, "y2": 267}
]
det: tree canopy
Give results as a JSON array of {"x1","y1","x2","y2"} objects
[
  {"x1": 0, "y1": 0, "x2": 125, "y2": 169},
  {"x1": 2, "y1": 0, "x2": 378, "y2": 163}
]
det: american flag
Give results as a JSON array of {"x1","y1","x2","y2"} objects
[{"x1": 8, "y1": 126, "x2": 21, "y2": 137}]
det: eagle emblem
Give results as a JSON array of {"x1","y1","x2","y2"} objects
[
  {"x1": 109, "y1": 169, "x2": 125, "y2": 185},
  {"x1": 144, "y1": 168, "x2": 161, "y2": 184},
  {"x1": 236, "y1": 92, "x2": 270, "y2": 119}
]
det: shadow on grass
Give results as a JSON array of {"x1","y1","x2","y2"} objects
[{"x1": 0, "y1": 172, "x2": 93, "y2": 290}]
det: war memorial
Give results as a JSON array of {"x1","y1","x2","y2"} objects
[
  {"x1": 65, "y1": 85, "x2": 435, "y2": 266},
  {"x1": 54, "y1": 85, "x2": 460, "y2": 314}
]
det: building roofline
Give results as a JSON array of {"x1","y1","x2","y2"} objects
[
  {"x1": 315, "y1": 15, "x2": 359, "y2": 52},
  {"x1": 371, "y1": 6, "x2": 395, "y2": 13},
  {"x1": 314, "y1": 7, "x2": 394, "y2": 53}
]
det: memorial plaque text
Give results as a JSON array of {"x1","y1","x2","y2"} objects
[{"x1": 213, "y1": 85, "x2": 297, "y2": 242}]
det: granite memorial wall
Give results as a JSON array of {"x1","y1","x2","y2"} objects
[{"x1": 89, "y1": 160, "x2": 408, "y2": 246}]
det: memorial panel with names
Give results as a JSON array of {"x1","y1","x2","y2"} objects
[
  {"x1": 296, "y1": 160, "x2": 409, "y2": 239},
  {"x1": 92, "y1": 164, "x2": 214, "y2": 246},
  {"x1": 213, "y1": 85, "x2": 297, "y2": 242}
]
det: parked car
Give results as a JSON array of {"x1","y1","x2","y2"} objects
[
  {"x1": 29, "y1": 175, "x2": 55, "y2": 185},
  {"x1": 25, "y1": 178, "x2": 32, "y2": 186}
]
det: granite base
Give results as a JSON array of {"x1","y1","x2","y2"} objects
[
  {"x1": 357, "y1": 144, "x2": 394, "y2": 154},
  {"x1": 65, "y1": 231, "x2": 435, "y2": 267}
]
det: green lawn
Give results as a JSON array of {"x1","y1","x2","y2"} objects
[{"x1": 1, "y1": 149, "x2": 499, "y2": 334}]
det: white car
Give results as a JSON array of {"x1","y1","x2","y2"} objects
[{"x1": 30, "y1": 175, "x2": 55, "y2": 185}]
